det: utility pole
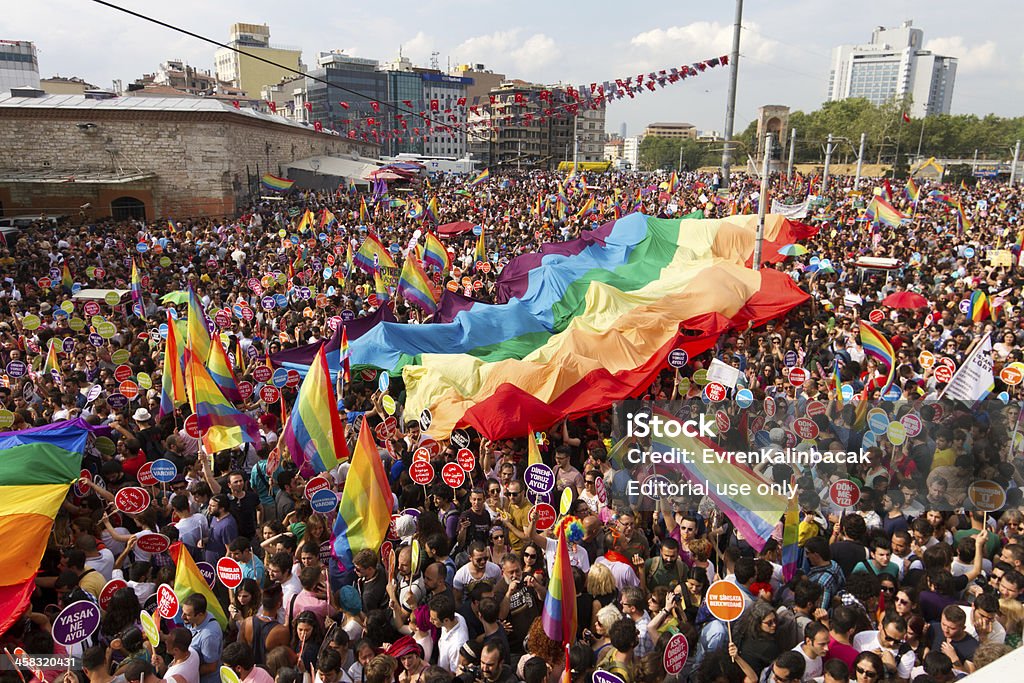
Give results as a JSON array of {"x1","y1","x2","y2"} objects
[
  {"x1": 678, "y1": 144, "x2": 684, "y2": 172},
  {"x1": 786, "y1": 128, "x2": 796, "y2": 182},
  {"x1": 1011, "y1": 140, "x2": 1020, "y2": 186},
  {"x1": 854, "y1": 132, "x2": 866, "y2": 189},
  {"x1": 753, "y1": 133, "x2": 772, "y2": 271},
  {"x1": 972, "y1": 148, "x2": 978, "y2": 175},
  {"x1": 573, "y1": 114, "x2": 579, "y2": 171},
  {"x1": 821, "y1": 134, "x2": 834, "y2": 195},
  {"x1": 720, "y1": 0, "x2": 743, "y2": 189}
]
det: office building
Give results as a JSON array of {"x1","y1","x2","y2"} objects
[
  {"x1": 305, "y1": 51, "x2": 387, "y2": 138},
  {"x1": 419, "y1": 71, "x2": 472, "y2": 157},
  {"x1": 827, "y1": 21, "x2": 957, "y2": 117},
  {"x1": 214, "y1": 23, "x2": 302, "y2": 99},
  {"x1": 623, "y1": 136, "x2": 642, "y2": 170},
  {"x1": 643, "y1": 122, "x2": 697, "y2": 139},
  {"x1": 0, "y1": 40, "x2": 40, "y2": 92}
]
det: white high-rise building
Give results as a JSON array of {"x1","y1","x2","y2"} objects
[
  {"x1": 623, "y1": 136, "x2": 642, "y2": 170},
  {"x1": 0, "y1": 40, "x2": 40, "y2": 92},
  {"x1": 827, "y1": 21, "x2": 957, "y2": 117}
]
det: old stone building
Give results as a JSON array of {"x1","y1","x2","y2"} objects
[{"x1": 0, "y1": 91, "x2": 377, "y2": 221}]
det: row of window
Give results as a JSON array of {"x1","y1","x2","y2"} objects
[{"x1": 0, "y1": 52, "x2": 37, "y2": 65}]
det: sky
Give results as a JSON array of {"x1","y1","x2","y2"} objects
[{"x1": 7, "y1": 0, "x2": 1023, "y2": 137}]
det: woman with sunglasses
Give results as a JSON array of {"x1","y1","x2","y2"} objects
[
  {"x1": 521, "y1": 542, "x2": 547, "y2": 586},
  {"x1": 484, "y1": 479, "x2": 503, "y2": 518},
  {"x1": 736, "y1": 600, "x2": 781, "y2": 677},
  {"x1": 851, "y1": 651, "x2": 883, "y2": 683},
  {"x1": 488, "y1": 526, "x2": 509, "y2": 566}
]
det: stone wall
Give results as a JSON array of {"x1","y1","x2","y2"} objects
[{"x1": 0, "y1": 107, "x2": 377, "y2": 220}]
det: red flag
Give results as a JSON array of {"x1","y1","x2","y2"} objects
[
  {"x1": 430, "y1": 99, "x2": 439, "y2": 111},
  {"x1": 371, "y1": 101, "x2": 380, "y2": 112},
  {"x1": 231, "y1": 100, "x2": 239, "y2": 109},
  {"x1": 314, "y1": 121, "x2": 323, "y2": 132},
  {"x1": 339, "y1": 101, "x2": 349, "y2": 109},
  {"x1": 304, "y1": 102, "x2": 312, "y2": 112},
  {"x1": 902, "y1": 111, "x2": 911, "y2": 123},
  {"x1": 267, "y1": 100, "x2": 276, "y2": 113},
  {"x1": 402, "y1": 99, "x2": 413, "y2": 107}
]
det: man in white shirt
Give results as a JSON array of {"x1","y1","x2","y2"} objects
[
  {"x1": 792, "y1": 622, "x2": 830, "y2": 681},
  {"x1": 79, "y1": 534, "x2": 115, "y2": 581},
  {"x1": 851, "y1": 612, "x2": 915, "y2": 681},
  {"x1": 962, "y1": 594, "x2": 1006, "y2": 645},
  {"x1": 453, "y1": 544, "x2": 502, "y2": 603},
  {"x1": 430, "y1": 593, "x2": 468, "y2": 673}
]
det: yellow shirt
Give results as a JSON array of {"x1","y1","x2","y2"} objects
[
  {"x1": 507, "y1": 501, "x2": 532, "y2": 553},
  {"x1": 931, "y1": 447, "x2": 957, "y2": 470}
]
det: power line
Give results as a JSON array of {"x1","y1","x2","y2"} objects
[
  {"x1": 87, "y1": 0, "x2": 494, "y2": 142},
  {"x1": 739, "y1": 24, "x2": 832, "y2": 61}
]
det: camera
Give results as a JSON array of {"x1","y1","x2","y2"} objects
[{"x1": 457, "y1": 664, "x2": 483, "y2": 683}]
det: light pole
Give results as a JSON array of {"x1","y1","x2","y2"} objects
[
  {"x1": 853, "y1": 133, "x2": 866, "y2": 189},
  {"x1": 786, "y1": 128, "x2": 796, "y2": 182},
  {"x1": 753, "y1": 133, "x2": 772, "y2": 271},
  {"x1": 1011, "y1": 140, "x2": 1021, "y2": 186},
  {"x1": 821, "y1": 134, "x2": 834, "y2": 195},
  {"x1": 720, "y1": 0, "x2": 743, "y2": 189}
]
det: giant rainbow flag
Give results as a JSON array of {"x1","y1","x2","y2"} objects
[
  {"x1": 276, "y1": 213, "x2": 812, "y2": 439},
  {"x1": 282, "y1": 346, "x2": 350, "y2": 477},
  {"x1": 0, "y1": 419, "x2": 92, "y2": 635}
]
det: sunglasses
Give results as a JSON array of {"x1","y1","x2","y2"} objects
[
  {"x1": 855, "y1": 668, "x2": 878, "y2": 679},
  {"x1": 488, "y1": 489, "x2": 500, "y2": 494},
  {"x1": 491, "y1": 535, "x2": 503, "y2": 540},
  {"x1": 895, "y1": 597, "x2": 910, "y2": 605},
  {"x1": 523, "y1": 552, "x2": 538, "y2": 559}
]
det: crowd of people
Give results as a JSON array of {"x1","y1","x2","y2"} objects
[{"x1": 1, "y1": 165, "x2": 1024, "y2": 683}]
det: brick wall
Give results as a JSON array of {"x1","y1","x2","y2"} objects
[{"x1": 0, "y1": 107, "x2": 376, "y2": 220}]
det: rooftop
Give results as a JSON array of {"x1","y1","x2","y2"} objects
[
  {"x1": 646, "y1": 122, "x2": 696, "y2": 128},
  {"x1": 0, "y1": 92, "x2": 320, "y2": 132}
]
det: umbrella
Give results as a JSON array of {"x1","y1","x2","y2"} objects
[
  {"x1": 881, "y1": 291, "x2": 929, "y2": 309},
  {"x1": 778, "y1": 244, "x2": 808, "y2": 256},
  {"x1": 160, "y1": 290, "x2": 188, "y2": 305}
]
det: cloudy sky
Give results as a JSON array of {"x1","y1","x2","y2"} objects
[{"x1": 8, "y1": 0, "x2": 1022, "y2": 137}]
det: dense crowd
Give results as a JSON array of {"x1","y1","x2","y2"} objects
[{"x1": 1, "y1": 166, "x2": 1024, "y2": 683}]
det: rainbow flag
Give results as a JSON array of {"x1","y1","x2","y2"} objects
[
  {"x1": 0, "y1": 419, "x2": 90, "y2": 634},
  {"x1": 42, "y1": 340, "x2": 60, "y2": 382},
  {"x1": 282, "y1": 346, "x2": 350, "y2": 478},
  {"x1": 859, "y1": 321, "x2": 896, "y2": 395},
  {"x1": 261, "y1": 173, "x2": 294, "y2": 192},
  {"x1": 186, "y1": 287, "x2": 212, "y2": 367},
  {"x1": 320, "y1": 209, "x2": 338, "y2": 231},
  {"x1": 905, "y1": 178, "x2": 920, "y2": 203},
  {"x1": 207, "y1": 337, "x2": 241, "y2": 403},
  {"x1": 340, "y1": 326, "x2": 350, "y2": 384},
  {"x1": 408, "y1": 199, "x2": 424, "y2": 220},
  {"x1": 61, "y1": 263, "x2": 73, "y2": 293},
  {"x1": 541, "y1": 524, "x2": 577, "y2": 642},
  {"x1": 234, "y1": 338, "x2": 248, "y2": 376},
  {"x1": 468, "y1": 168, "x2": 490, "y2": 187},
  {"x1": 345, "y1": 244, "x2": 354, "y2": 276},
  {"x1": 130, "y1": 258, "x2": 146, "y2": 320},
  {"x1": 576, "y1": 196, "x2": 596, "y2": 217},
  {"x1": 167, "y1": 219, "x2": 178, "y2": 234},
  {"x1": 527, "y1": 426, "x2": 543, "y2": 466},
  {"x1": 956, "y1": 198, "x2": 972, "y2": 230},
  {"x1": 970, "y1": 290, "x2": 990, "y2": 322},
  {"x1": 833, "y1": 358, "x2": 844, "y2": 407},
  {"x1": 650, "y1": 408, "x2": 789, "y2": 551},
  {"x1": 422, "y1": 232, "x2": 451, "y2": 273},
  {"x1": 474, "y1": 226, "x2": 486, "y2": 265},
  {"x1": 186, "y1": 337, "x2": 261, "y2": 453},
  {"x1": 929, "y1": 190, "x2": 956, "y2": 207},
  {"x1": 297, "y1": 209, "x2": 314, "y2": 232},
  {"x1": 374, "y1": 269, "x2": 390, "y2": 303},
  {"x1": 331, "y1": 415, "x2": 393, "y2": 569},
  {"x1": 169, "y1": 542, "x2": 227, "y2": 628},
  {"x1": 359, "y1": 198, "x2": 370, "y2": 223},
  {"x1": 159, "y1": 312, "x2": 187, "y2": 419},
  {"x1": 864, "y1": 197, "x2": 904, "y2": 228},
  {"x1": 960, "y1": 179, "x2": 968, "y2": 191},
  {"x1": 781, "y1": 490, "x2": 800, "y2": 583},
  {"x1": 425, "y1": 196, "x2": 439, "y2": 224},
  {"x1": 667, "y1": 171, "x2": 678, "y2": 194},
  {"x1": 398, "y1": 257, "x2": 438, "y2": 313},
  {"x1": 354, "y1": 233, "x2": 398, "y2": 276},
  {"x1": 881, "y1": 179, "x2": 893, "y2": 203}
]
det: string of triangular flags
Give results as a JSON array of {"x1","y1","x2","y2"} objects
[{"x1": 246, "y1": 54, "x2": 728, "y2": 143}]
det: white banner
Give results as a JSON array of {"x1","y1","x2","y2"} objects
[
  {"x1": 707, "y1": 358, "x2": 741, "y2": 389},
  {"x1": 771, "y1": 197, "x2": 810, "y2": 219},
  {"x1": 939, "y1": 335, "x2": 994, "y2": 403}
]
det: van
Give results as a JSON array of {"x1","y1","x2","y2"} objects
[
  {"x1": 0, "y1": 215, "x2": 62, "y2": 229},
  {"x1": 851, "y1": 256, "x2": 902, "y2": 287}
]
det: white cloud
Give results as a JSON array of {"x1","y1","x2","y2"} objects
[
  {"x1": 453, "y1": 30, "x2": 561, "y2": 76},
  {"x1": 925, "y1": 36, "x2": 998, "y2": 73},
  {"x1": 398, "y1": 31, "x2": 435, "y2": 66},
  {"x1": 629, "y1": 21, "x2": 780, "y2": 70}
]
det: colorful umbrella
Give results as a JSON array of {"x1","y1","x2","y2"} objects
[
  {"x1": 881, "y1": 291, "x2": 929, "y2": 309},
  {"x1": 778, "y1": 244, "x2": 808, "y2": 256},
  {"x1": 160, "y1": 291, "x2": 189, "y2": 305}
]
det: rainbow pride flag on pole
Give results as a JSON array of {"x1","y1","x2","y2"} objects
[
  {"x1": 331, "y1": 416, "x2": 393, "y2": 569},
  {"x1": 186, "y1": 338, "x2": 261, "y2": 453},
  {"x1": 42, "y1": 339, "x2": 60, "y2": 382},
  {"x1": 541, "y1": 524, "x2": 578, "y2": 642},
  {"x1": 354, "y1": 233, "x2": 398, "y2": 276},
  {"x1": 398, "y1": 257, "x2": 438, "y2": 313},
  {"x1": 130, "y1": 258, "x2": 146, "y2": 320},
  {"x1": 859, "y1": 321, "x2": 896, "y2": 395},
  {"x1": 261, "y1": 173, "x2": 294, "y2": 192},
  {"x1": 468, "y1": 168, "x2": 490, "y2": 187},
  {"x1": 474, "y1": 226, "x2": 486, "y2": 265},
  {"x1": 0, "y1": 419, "x2": 90, "y2": 634},
  {"x1": 207, "y1": 337, "x2": 241, "y2": 403},
  {"x1": 282, "y1": 346, "x2": 349, "y2": 478},
  {"x1": 905, "y1": 178, "x2": 920, "y2": 203},
  {"x1": 422, "y1": 232, "x2": 451, "y2": 272},
  {"x1": 159, "y1": 311, "x2": 187, "y2": 419},
  {"x1": 650, "y1": 408, "x2": 789, "y2": 552},
  {"x1": 169, "y1": 542, "x2": 228, "y2": 627},
  {"x1": 186, "y1": 287, "x2": 212, "y2": 367},
  {"x1": 425, "y1": 197, "x2": 439, "y2": 224},
  {"x1": 833, "y1": 358, "x2": 844, "y2": 407},
  {"x1": 864, "y1": 196, "x2": 904, "y2": 228},
  {"x1": 781, "y1": 490, "x2": 800, "y2": 582},
  {"x1": 61, "y1": 263, "x2": 73, "y2": 293},
  {"x1": 969, "y1": 290, "x2": 990, "y2": 322}
]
